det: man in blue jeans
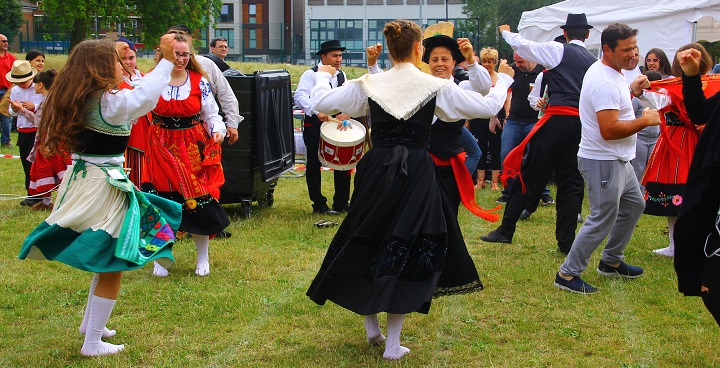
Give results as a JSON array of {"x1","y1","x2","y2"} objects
[
  {"x1": 498, "y1": 52, "x2": 553, "y2": 219},
  {"x1": 0, "y1": 33, "x2": 16, "y2": 148}
]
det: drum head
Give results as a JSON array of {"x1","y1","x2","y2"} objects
[{"x1": 320, "y1": 119, "x2": 366, "y2": 146}]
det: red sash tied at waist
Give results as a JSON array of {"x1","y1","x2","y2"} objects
[
  {"x1": 431, "y1": 152, "x2": 501, "y2": 222},
  {"x1": 500, "y1": 106, "x2": 580, "y2": 193}
]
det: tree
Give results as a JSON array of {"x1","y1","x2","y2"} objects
[
  {"x1": 0, "y1": 0, "x2": 24, "y2": 42},
  {"x1": 39, "y1": 0, "x2": 222, "y2": 50},
  {"x1": 460, "y1": 0, "x2": 560, "y2": 59}
]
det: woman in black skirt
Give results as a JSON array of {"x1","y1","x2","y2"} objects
[{"x1": 306, "y1": 19, "x2": 514, "y2": 360}]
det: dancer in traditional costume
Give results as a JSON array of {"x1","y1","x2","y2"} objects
[
  {"x1": 142, "y1": 33, "x2": 229, "y2": 277},
  {"x1": 10, "y1": 69, "x2": 71, "y2": 210},
  {"x1": 19, "y1": 36, "x2": 182, "y2": 356},
  {"x1": 636, "y1": 43, "x2": 713, "y2": 257},
  {"x1": 115, "y1": 39, "x2": 149, "y2": 188},
  {"x1": 306, "y1": 19, "x2": 513, "y2": 360},
  {"x1": 674, "y1": 47, "x2": 720, "y2": 326}
]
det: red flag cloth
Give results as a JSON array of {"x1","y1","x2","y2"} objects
[
  {"x1": 430, "y1": 152, "x2": 502, "y2": 222},
  {"x1": 500, "y1": 106, "x2": 579, "y2": 192}
]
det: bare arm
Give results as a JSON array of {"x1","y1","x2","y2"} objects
[{"x1": 597, "y1": 108, "x2": 660, "y2": 141}]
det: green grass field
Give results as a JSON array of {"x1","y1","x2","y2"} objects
[
  {"x1": 1, "y1": 130, "x2": 719, "y2": 367},
  {"x1": 1, "y1": 55, "x2": 719, "y2": 366}
]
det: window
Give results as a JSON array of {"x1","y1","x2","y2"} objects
[
  {"x1": 249, "y1": 4, "x2": 257, "y2": 24},
  {"x1": 249, "y1": 29, "x2": 257, "y2": 49},
  {"x1": 214, "y1": 29, "x2": 235, "y2": 48},
  {"x1": 220, "y1": 4, "x2": 234, "y2": 23},
  {"x1": 310, "y1": 19, "x2": 362, "y2": 55}
]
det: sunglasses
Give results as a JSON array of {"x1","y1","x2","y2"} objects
[
  {"x1": 645, "y1": 58, "x2": 660, "y2": 63},
  {"x1": 0, "y1": 40, "x2": 8, "y2": 43}
]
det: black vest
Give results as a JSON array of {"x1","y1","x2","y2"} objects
[
  {"x1": 508, "y1": 64, "x2": 544, "y2": 123},
  {"x1": 547, "y1": 43, "x2": 596, "y2": 108},
  {"x1": 429, "y1": 77, "x2": 465, "y2": 159},
  {"x1": 304, "y1": 66, "x2": 346, "y2": 126}
]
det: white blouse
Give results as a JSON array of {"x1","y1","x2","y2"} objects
[{"x1": 159, "y1": 71, "x2": 226, "y2": 136}]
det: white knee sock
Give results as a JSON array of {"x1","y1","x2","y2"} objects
[
  {"x1": 668, "y1": 216, "x2": 676, "y2": 253},
  {"x1": 383, "y1": 313, "x2": 409, "y2": 360},
  {"x1": 79, "y1": 274, "x2": 116, "y2": 338},
  {"x1": 654, "y1": 217, "x2": 676, "y2": 257},
  {"x1": 80, "y1": 296, "x2": 125, "y2": 357},
  {"x1": 193, "y1": 234, "x2": 210, "y2": 276},
  {"x1": 153, "y1": 261, "x2": 169, "y2": 277},
  {"x1": 364, "y1": 314, "x2": 386, "y2": 346}
]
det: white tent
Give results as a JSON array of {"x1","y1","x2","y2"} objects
[{"x1": 518, "y1": 0, "x2": 720, "y2": 60}]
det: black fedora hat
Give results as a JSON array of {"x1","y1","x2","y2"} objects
[
  {"x1": 560, "y1": 13, "x2": 593, "y2": 29},
  {"x1": 422, "y1": 35, "x2": 464, "y2": 64},
  {"x1": 316, "y1": 40, "x2": 346, "y2": 55}
]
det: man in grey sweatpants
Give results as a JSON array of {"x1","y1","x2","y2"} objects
[{"x1": 553, "y1": 23, "x2": 661, "y2": 294}]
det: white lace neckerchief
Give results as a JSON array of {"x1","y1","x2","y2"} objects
[{"x1": 356, "y1": 62, "x2": 451, "y2": 121}]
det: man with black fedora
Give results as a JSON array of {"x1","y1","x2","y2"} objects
[
  {"x1": 481, "y1": 14, "x2": 596, "y2": 257},
  {"x1": 294, "y1": 40, "x2": 352, "y2": 215}
]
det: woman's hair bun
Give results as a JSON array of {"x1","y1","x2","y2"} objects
[{"x1": 384, "y1": 22, "x2": 402, "y2": 41}]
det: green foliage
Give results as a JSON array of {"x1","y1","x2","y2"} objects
[
  {"x1": 39, "y1": 0, "x2": 222, "y2": 50},
  {"x1": 460, "y1": 0, "x2": 561, "y2": 59},
  {"x1": 0, "y1": 0, "x2": 23, "y2": 42}
]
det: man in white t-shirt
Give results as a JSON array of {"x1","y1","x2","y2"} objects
[{"x1": 554, "y1": 23, "x2": 661, "y2": 294}]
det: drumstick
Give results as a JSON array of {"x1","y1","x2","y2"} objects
[{"x1": 329, "y1": 117, "x2": 353, "y2": 129}]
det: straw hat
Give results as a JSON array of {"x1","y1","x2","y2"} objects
[{"x1": 6, "y1": 60, "x2": 37, "y2": 83}]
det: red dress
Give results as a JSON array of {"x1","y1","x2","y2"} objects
[
  {"x1": 25, "y1": 101, "x2": 72, "y2": 199},
  {"x1": 642, "y1": 78, "x2": 702, "y2": 216},
  {"x1": 142, "y1": 70, "x2": 229, "y2": 235},
  {"x1": 119, "y1": 74, "x2": 150, "y2": 188}
]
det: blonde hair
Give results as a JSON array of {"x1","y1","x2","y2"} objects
[{"x1": 480, "y1": 47, "x2": 498, "y2": 63}]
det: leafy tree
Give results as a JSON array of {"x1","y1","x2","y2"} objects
[
  {"x1": 0, "y1": 0, "x2": 24, "y2": 42},
  {"x1": 460, "y1": 0, "x2": 560, "y2": 59},
  {"x1": 39, "y1": 0, "x2": 222, "y2": 50}
]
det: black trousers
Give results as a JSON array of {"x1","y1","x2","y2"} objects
[
  {"x1": 303, "y1": 123, "x2": 351, "y2": 212},
  {"x1": 17, "y1": 130, "x2": 36, "y2": 194},
  {"x1": 701, "y1": 256, "x2": 720, "y2": 327},
  {"x1": 496, "y1": 115, "x2": 584, "y2": 251}
]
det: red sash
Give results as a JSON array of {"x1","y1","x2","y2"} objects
[
  {"x1": 500, "y1": 106, "x2": 579, "y2": 192},
  {"x1": 431, "y1": 152, "x2": 502, "y2": 222}
]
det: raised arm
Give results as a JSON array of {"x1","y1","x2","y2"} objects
[
  {"x1": 499, "y1": 24, "x2": 564, "y2": 69},
  {"x1": 679, "y1": 48, "x2": 720, "y2": 125}
]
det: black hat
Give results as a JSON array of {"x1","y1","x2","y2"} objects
[
  {"x1": 422, "y1": 35, "x2": 464, "y2": 64},
  {"x1": 560, "y1": 13, "x2": 593, "y2": 29},
  {"x1": 316, "y1": 40, "x2": 346, "y2": 55}
]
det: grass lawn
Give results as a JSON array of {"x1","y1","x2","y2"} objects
[
  {"x1": 1, "y1": 54, "x2": 718, "y2": 366},
  {"x1": 0, "y1": 131, "x2": 718, "y2": 367}
]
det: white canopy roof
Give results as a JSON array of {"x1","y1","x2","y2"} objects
[{"x1": 518, "y1": 0, "x2": 720, "y2": 59}]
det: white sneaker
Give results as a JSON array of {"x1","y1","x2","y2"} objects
[{"x1": 652, "y1": 247, "x2": 674, "y2": 257}]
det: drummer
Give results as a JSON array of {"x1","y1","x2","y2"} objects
[
  {"x1": 294, "y1": 40, "x2": 352, "y2": 215},
  {"x1": 367, "y1": 36, "x2": 500, "y2": 219}
]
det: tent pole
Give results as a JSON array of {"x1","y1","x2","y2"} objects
[{"x1": 693, "y1": 21, "x2": 697, "y2": 42}]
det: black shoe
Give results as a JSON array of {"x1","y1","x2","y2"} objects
[
  {"x1": 541, "y1": 193, "x2": 555, "y2": 206},
  {"x1": 480, "y1": 229, "x2": 512, "y2": 244},
  {"x1": 1, "y1": 142, "x2": 12, "y2": 149},
  {"x1": 495, "y1": 196, "x2": 508, "y2": 204},
  {"x1": 20, "y1": 198, "x2": 39, "y2": 206},
  {"x1": 215, "y1": 230, "x2": 232, "y2": 239},
  {"x1": 554, "y1": 273, "x2": 598, "y2": 294},
  {"x1": 519, "y1": 209, "x2": 532, "y2": 221},
  {"x1": 557, "y1": 247, "x2": 570, "y2": 255},
  {"x1": 313, "y1": 208, "x2": 340, "y2": 216}
]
